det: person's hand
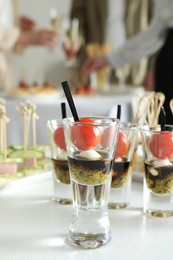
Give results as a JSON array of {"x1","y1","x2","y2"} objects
[
  {"x1": 16, "y1": 29, "x2": 59, "y2": 49},
  {"x1": 20, "y1": 16, "x2": 36, "y2": 31},
  {"x1": 81, "y1": 56, "x2": 109, "y2": 77},
  {"x1": 31, "y1": 30, "x2": 59, "y2": 48}
]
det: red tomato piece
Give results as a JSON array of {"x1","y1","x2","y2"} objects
[
  {"x1": 149, "y1": 131, "x2": 173, "y2": 159},
  {"x1": 54, "y1": 127, "x2": 66, "y2": 150},
  {"x1": 71, "y1": 118, "x2": 101, "y2": 150},
  {"x1": 101, "y1": 129, "x2": 129, "y2": 158},
  {"x1": 115, "y1": 132, "x2": 129, "y2": 158},
  {"x1": 75, "y1": 85, "x2": 85, "y2": 95},
  {"x1": 85, "y1": 85, "x2": 93, "y2": 95}
]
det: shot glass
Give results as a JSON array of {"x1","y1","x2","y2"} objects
[
  {"x1": 63, "y1": 116, "x2": 119, "y2": 249},
  {"x1": 109, "y1": 122, "x2": 138, "y2": 209},
  {"x1": 140, "y1": 125, "x2": 173, "y2": 217},
  {"x1": 47, "y1": 119, "x2": 72, "y2": 204}
]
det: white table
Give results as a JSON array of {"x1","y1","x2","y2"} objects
[
  {"x1": 2, "y1": 86, "x2": 144, "y2": 145},
  {"x1": 0, "y1": 173, "x2": 173, "y2": 260}
]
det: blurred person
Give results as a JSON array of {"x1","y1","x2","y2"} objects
[
  {"x1": 0, "y1": 0, "x2": 58, "y2": 90},
  {"x1": 70, "y1": 0, "x2": 154, "y2": 87},
  {"x1": 70, "y1": 0, "x2": 126, "y2": 49},
  {"x1": 70, "y1": 0, "x2": 126, "y2": 88},
  {"x1": 81, "y1": 0, "x2": 173, "y2": 124},
  {"x1": 124, "y1": 0, "x2": 155, "y2": 89}
]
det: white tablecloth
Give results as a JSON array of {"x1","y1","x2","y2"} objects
[
  {"x1": 0, "y1": 173, "x2": 173, "y2": 260},
  {"x1": 3, "y1": 87, "x2": 143, "y2": 145}
]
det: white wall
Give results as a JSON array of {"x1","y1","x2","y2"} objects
[{"x1": 13, "y1": 0, "x2": 72, "y2": 86}]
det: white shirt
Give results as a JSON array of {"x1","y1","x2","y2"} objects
[
  {"x1": 0, "y1": 0, "x2": 14, "y2": 27},
  {"x1": 0, "y1": 0, "x2": 20, "y2": 89},
  {"x1": 0, "y1": 0, "x2": 19, "y2": 51},
  {"x1": 107, "y1": 0, "x2": 173, "y2": 68}
]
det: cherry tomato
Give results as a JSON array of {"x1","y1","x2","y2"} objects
[
  {"x1": 75, "y1": 85, "x2": 85, "y2": 95},
  {"x1": 149, "y1": 131, "x2": 173, "y2": 159},
  {"x1": 85, "y1": 85, "x2": 93, "y2": 95},
  {"x1": 19, "y1": 80, "x2": 29, "y2": 89},
  {"x1": 101, "y1": 129, "x2": 129, "y2": 158},
  {"x1": 54, "y1": 127, "x2": 66, "y2": 150},
  {"x1": 71, "y1": 118, "x2": 101, "y2": 150},
  {"x1": 115, "y1": 132, "x2": 129, "y2": 158}
]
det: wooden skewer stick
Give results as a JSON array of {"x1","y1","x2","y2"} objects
[
  {"x1": 0, "y1": 105, "x2": 9, "y2": 159},
  {"x1": 2, "y1": 114, "x2": 9, "y2": 160},
  {"x1": 31, "y1": 103, "x2": 39, "y2": 148},
  {"x1": 32, "y1": 113, "x2": 36, "y2": 148},
  {"x1": 146, "y1": 96, "x2": 155, "y2": 125},
  {"x1": 132, "y1": 91, "x2": 165, "y2": 126},
  {"x1": 131, "y1": 95, "x2": 139, "y2": 123},
  {"x1": 170, "y1": 99, "x2": 173, "y2": 115},
  {"x1": 23, "y1": 106, "x2": 28, "y2": 152},
  {"x1": 0, "y1": 99, "x2": 5, "y2": 153},
  {"x1": 133, "y1": 92, "x2": 153, "y2": 124},
  {"x1": 16, "y1": 100, "x2": 39, "y2": 151},
  {"x1": 0, "y1": 107, "x2": 3, "y2": 153},
  {"x1": 26, "y1": 101, "x2": 34, "y2": 149},
  {"x1": 153, "y1": 92, "x2": 165, "y2": 126},
  {"x1": 16, "y1": 101, "x2": 32, "y2": 151}
]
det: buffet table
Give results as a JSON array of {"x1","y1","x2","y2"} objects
[
  {"x1": 2, "y1": 86, "x2": 144, "y2": 145},
  {"x1": 0, "y1": 173, "x2": 173, "y2": 260}
]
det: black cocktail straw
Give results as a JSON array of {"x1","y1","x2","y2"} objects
[
  {"x1": 117, "y1": 104, "x2": 121, "y2": 120},
  {"x1": 61, "y1": 102, "x2": 66, "y2": 119},
  {"x1": 159, "y1": 106, "x2": 166, "y2": 131},
  {"x1": 61, "y1": 81, "x2": 79, "y2": 121}
]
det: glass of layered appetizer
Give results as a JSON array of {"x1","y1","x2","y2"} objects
[
  {"x1": 47, "y1": 119, "x2": 72, "y2": 204},
  {"x1": 140, "y1": 125, "x2": 173, "y2": 217},
  {"x1": 107, "y1": 122, "x2": 138, "y2": 209},
  {"x1": 63, "y1": 116, "x2": 119, "y2": 249}
]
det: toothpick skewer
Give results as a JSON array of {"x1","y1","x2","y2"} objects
[
  {"x1": 0, "y1": 118, "x2": 2, "y2": 153},
  {"x1": 16, "y1": 100, "x2": 39, "y2": 151},
  {"x1": 3, "y1": 114, "x2": 8, "y2": 159},
  {"x1": 131, "y1": 91, "x2": 165, "y2": 126},
  {"x1": 31, "y1": 103, "x2": 39, "y2": 148},
  {"x1": 170, "y1": 99, "x2": 173, "y2": 115},
  {"x1": 0, "y1": 99, "x2": 5, "y2": 153},
  {"x1": 146, "y1": 95, "x2": 155, "y2": 125},
  {"x1": 132, "y1": 92, "x2": 152, "y2": 124},
  {"x1": 0, "y1": 101, "x2": 9, "y2": 159},
  {"x1": 25, "y1": 105, "x2": 31, "y2": 151},
  {"x1": 153, "y1": 92, "x2": 165, "y2": 126},
  {"x1": 16, "y1": 101, "x2": 31, "y2": 151},
  {"x1": 0, "y1": 105, "x2": 4, "y2": 154}
]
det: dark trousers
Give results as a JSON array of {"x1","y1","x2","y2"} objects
[{"x1": 155, "y1": 29, "x2": 173, "y2": 124}]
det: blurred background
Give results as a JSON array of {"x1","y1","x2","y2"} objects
[
  {"x1": 13, "y1": 0, "x2": 72, "y2": 86},
  {"x1": 1, "y1": 0, "x2": 172, "y2": 146}
]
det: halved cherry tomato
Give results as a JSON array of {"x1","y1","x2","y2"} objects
[
  {"x1": 101, "y1": 128, "x2": 129, "y2": 158},
  {"x1": 71, "y1": 118, "x2": 101, "y2": 150},
  {"x1": 115, "y1": 132, "x2": 129, "y2": 158},
  {"x1": 149, "y1": 131, "x2": 173, "y2": 159},
  {"x1": 54, "y1": 127, "x2": 66, "y2": 150}
]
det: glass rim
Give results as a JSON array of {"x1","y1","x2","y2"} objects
[
  {"x1": 119, "y1": 122, "x2": 139, "y2": 130},
  {"x1": 140, "y1": 124, "x2": 173, "y2": 132},
  {"x1": 63, "y1": 116, "x2": 119, "y2": 127},
  {"x1": 47, "y1": 119, "x2": 63, "y2": 127}
]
